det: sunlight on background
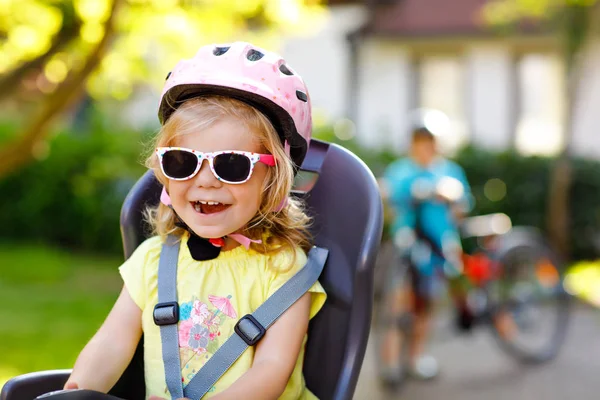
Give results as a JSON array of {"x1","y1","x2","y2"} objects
[
  {"x1": 75, "y1": 0, "x2": 111, "y2": 22},
  {"x1": 333, "y1": 118, "x2": 356, "y2": 141},
  {"x1": 275, "y1": 0, "x2": 301, "y2": 24},
  {"x1": 564, "y1": 261, "x2": 600, "y2": 307},
  {"x1": 483, "y1": 178, "x2": 507, "y2": 202},
  {"x1": 44, "y1": 59, "x2": 68, "y2": 84},
  {"x1": 81, "y1": 23, "x2": 105, "y2": 44},
  {"x1": 422, "y1": 109, "x2": 452, "y2": 137},
  {"x1": 2, "y1": 1, "x2": 62, "y2": 69},
  {"x1": 515, "y1": 118, "x2": 564, "y2": 156},
  {"x1": 515, "y1": 54, "x2": 566, "y2": 156}
]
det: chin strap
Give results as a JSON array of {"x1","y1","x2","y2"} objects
[{"x1": 208, "y1": 234, "x2": 262, "y2": 249}]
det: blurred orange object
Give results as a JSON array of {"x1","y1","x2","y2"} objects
[{"x1": 536, "y1": 259, "x2": 560, "y2": 288}]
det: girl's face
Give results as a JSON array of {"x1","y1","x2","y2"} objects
[{"x1": 167, "y1": 116, "x2": 268, "y2": 239}]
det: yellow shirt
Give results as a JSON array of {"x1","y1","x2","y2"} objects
[{"x1": 119, "y1": 233, "x2": 326, "y2": 399}]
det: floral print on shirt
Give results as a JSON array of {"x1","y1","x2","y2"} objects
[{"x1": 177, "y1": 295, "x2": 238, "y2": 382}]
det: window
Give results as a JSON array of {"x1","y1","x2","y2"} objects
[
  {"x1": 418, "y1": 56, "x2": 468, "y2": 154},
  {"x1": 515, "y1": 53, "x2": 566, "y2": 156}
]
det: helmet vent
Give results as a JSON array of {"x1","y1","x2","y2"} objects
[
  {"x1": 165, "y1": 71, "x2": 171, "y2": 80},
  {"x1": 213, "y1": 46, "x2": 230, "y2": 56},
  {"x1": 247, "y1": 49, "x2": 264, "y2": 61},
  {"x1": 279, "y1": 64, "x2": 293, "y2": 75},
  {"x1": 296, "y1": 90, "x2": 308, "y2": 102}
]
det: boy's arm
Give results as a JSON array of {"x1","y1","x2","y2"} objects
[
  {"x1": 64, "y1": 285, "x2": 143, "y2": 392},
  {"x1": 211, "y1": 292, "x2": 312, "y2": 400}
]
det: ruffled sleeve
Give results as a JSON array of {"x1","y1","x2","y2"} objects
[{"x1": 118, "y1": 236, "x2": 163, "y2": 310}]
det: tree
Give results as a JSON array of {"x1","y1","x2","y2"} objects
[
  {"x1": 0, "y1": 0, "x2": 323, "y2": 176},
  {"x1": 483, "y1": 0, "x2": 599, "y2": 260}
]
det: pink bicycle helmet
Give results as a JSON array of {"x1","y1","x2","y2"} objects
[{"x1": 158, "y1": 41, "x2": 312, "y2": 168}]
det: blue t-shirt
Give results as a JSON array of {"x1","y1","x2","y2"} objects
[{"x1": 384, "y1": 157, "x2": 472, "y2": 274}]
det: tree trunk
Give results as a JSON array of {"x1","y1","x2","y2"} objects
[
  {"x1": 546, "y1": 64, "x2": 577, "y2": 260},
  {"x1": 546, "y1": 4, "x2": 592, "y2": 261},
  {"x1": 0, "y1": 0, "x2": 123, "y2": 177},
  {"x1": 547, "y1": 157, "x2": 571, "y2": 259}
]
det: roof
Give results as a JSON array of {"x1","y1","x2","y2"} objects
[
  {"x1": 326, "y1": 0, "x2": 363, "y2": 5},
  {"x1": 361, "y1": 0, "x2": 546, "y2": 38}
]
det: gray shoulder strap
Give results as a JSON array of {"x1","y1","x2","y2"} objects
[
  {"x1": 156, "y1": 234, "x2": 184, "y2": 399},
  {"x1": 183, "y1": 246, "x2": 328, "y2": 400}
]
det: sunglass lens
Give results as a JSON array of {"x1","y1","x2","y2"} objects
[
  {"x1": 213, "y1": 153, "x2": 252, "y2": 182},
  {"x1": 162, "y1": 150, "x2": 198, "y2": 179}
]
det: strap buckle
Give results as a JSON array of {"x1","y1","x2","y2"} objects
[
  {"x1": 234, "y1": 314, "x2": 265, "y2": 346},
  {"x1": 153, "y1": 301, "x2": 179, "y2": 326}
]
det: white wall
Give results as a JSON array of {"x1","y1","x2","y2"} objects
[
  {"x1": 280, "y1": 5, "x2": 368, "y2": 122},
  {"x1": 465, "y1": 45, "x2": 514, "y2": 150},
  {"x1": 571, "y1": 42, "x2": 600, "y2": 159},
  {"x1": 514, "y1": 53, "x2": 566, "y2": 156},
  {"x1": 356, "y1": 39, "x2": 413, "y2": 150}
]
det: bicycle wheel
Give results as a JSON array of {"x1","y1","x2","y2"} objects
[
  {"x1": 374, "y1": 256, "x2": 413, "y2": 391},
  {"x1": 487, "y1": 241, "x2": 570, "y2": 364}
]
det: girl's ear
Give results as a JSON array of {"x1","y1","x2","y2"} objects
[{"x1": 160, "y1": 186, "x2": 172, "y2": 206}]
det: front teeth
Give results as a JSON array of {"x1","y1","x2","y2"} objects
[
  {"x1": 194, "y1": 200, "x2": 222, "y2": 213},
  {"x1": 197, "y1": 201, "x2": 220, "y2": 205}
]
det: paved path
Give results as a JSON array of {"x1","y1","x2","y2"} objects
[{"x1": 354, "y1": 306, "x2": 600, "y2": 399}]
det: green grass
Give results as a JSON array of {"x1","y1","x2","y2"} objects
[{"x1": 0, "y1": 243, "x2": 123, "y2": 387}]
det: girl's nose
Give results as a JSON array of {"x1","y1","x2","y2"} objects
[{"x1": 193, "y1": 159, "x2": 222, "y2": 188}]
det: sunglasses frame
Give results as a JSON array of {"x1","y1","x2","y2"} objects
[{"x1": 156, "y1": 147, "x2": 276, "y2": 184}]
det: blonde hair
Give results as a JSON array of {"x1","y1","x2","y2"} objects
[{"x1": 144, "y1": 96, "x2": 312, "y2": 257}]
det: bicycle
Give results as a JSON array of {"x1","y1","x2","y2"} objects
[{"x1": 375, "y1": 178, "x2": 571, "y2": 391}]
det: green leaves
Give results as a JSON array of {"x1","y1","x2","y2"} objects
[{"x1": 0, "y1": 0, "x2": 324, "y2": 100}]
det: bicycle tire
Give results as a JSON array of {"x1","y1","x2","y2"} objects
[{"x1": 487, "y1": 241, "x2": 571, "y2": 364}]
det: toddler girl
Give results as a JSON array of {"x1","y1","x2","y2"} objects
[{"x1": 64, "y1": 41, "x2": 326, "y2": 400}]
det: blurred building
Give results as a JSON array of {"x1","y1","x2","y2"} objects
[{"x1": 281, "y1": 0, "x2": 600, "y2": 158}]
